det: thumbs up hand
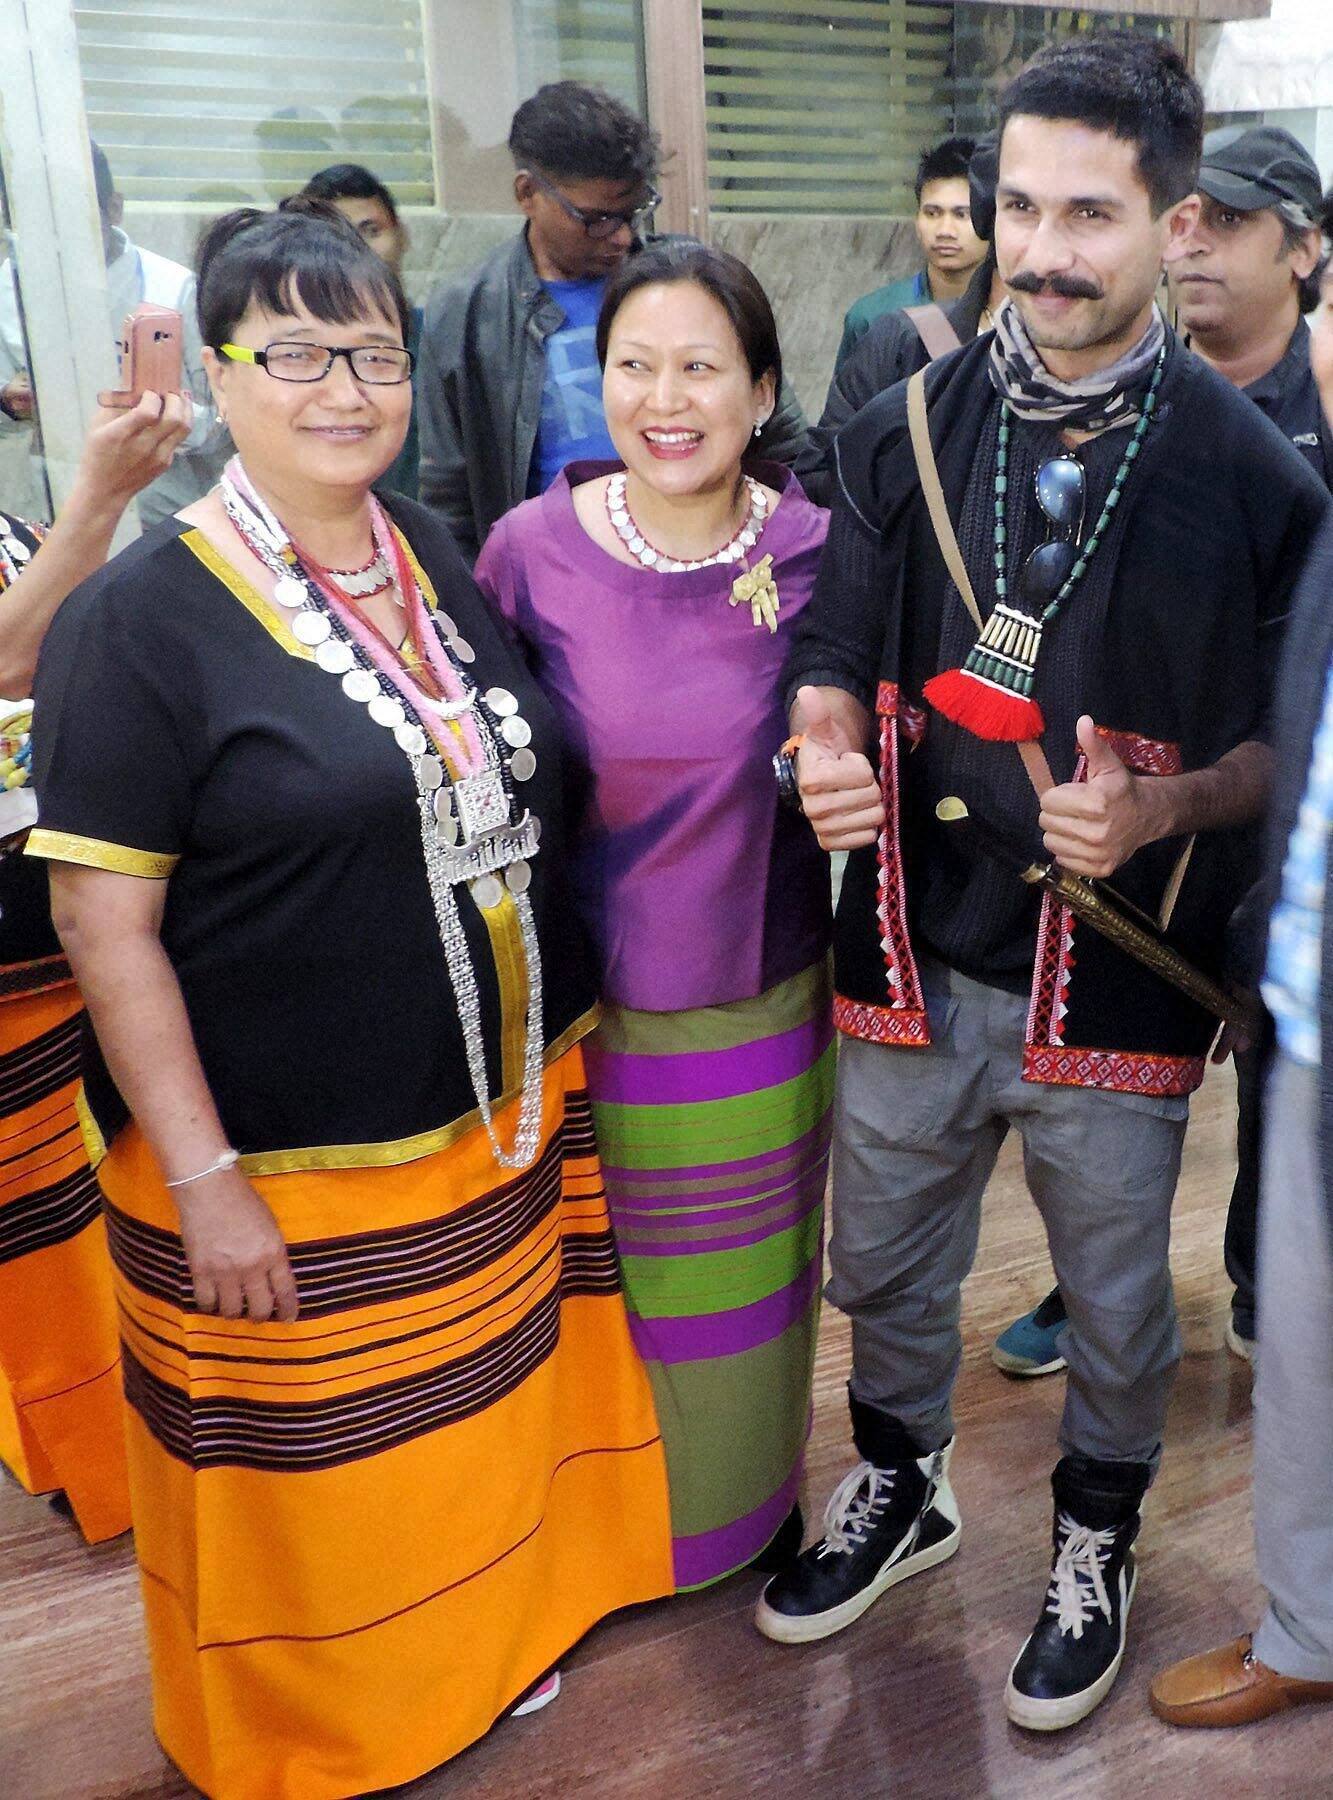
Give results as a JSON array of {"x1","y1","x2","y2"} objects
[
  {"x1": 794, "y1": 685, "x2": 886, "y2": 851},
  {"x1": 1038, "y1": 715, "x2": 1151, "y2": 878}
]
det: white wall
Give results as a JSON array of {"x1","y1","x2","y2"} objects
[{"x1": 1199, "y1": 0, "x2": 1333, "y2": 187}]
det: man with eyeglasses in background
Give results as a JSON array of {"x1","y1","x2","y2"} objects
[{"x1": 417, "y1": 81, "x2": 806, "y2": 562}]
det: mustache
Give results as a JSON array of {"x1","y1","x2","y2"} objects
[{"x1": 1007, "y1": 269, "x2": 1104, "y2": 301}]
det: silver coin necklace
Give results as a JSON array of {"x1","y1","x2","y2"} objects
[{"x1": 219, "y1": 457, "x2": 546, "y2": 1169}]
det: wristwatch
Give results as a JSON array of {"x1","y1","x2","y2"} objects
[{"x1": 773, "y1": 732, "x2": 805, "y2": 813}]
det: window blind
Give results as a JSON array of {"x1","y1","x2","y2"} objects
[
  {"x1": 703, "y1": 2, "x2": 1189, "y2": 216},
  {"x1": 703, "y1": 0, "x2": 956, "y2": 215},
  {"x1": 513, "y1": 0, "x2": 646, "y2": 109},
  {"x1": 72, "y1": 0, "x2": 433, "y2": 206}
]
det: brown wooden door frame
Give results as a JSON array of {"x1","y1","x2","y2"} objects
[{"x1": 643, "y1": 0, "x2": 710, "y2": 241}]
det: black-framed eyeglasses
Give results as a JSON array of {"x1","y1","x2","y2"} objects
[
  {"x1": 219, "y1": 341, "x2": 415, "y2": 385},
  {"x1": 522, "y1": 167, "x2": 661, "y2": 240},
  {"x1": 1017, "y1": 456, "x2": 1086, "y2": 610}
]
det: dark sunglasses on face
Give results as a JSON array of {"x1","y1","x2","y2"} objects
[
  {"x1": 1018, "y1": 455, "x2": 1086, "y2": 610},
  {"x1": 522, "y1": 167, "x2": 661, "y2": 241}
]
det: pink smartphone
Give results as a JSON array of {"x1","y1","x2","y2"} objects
[{"x1": 99, "y1": 303, "x2": 184, "y2": 408}]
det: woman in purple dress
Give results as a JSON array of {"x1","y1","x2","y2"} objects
[{"x1": 476, "y1": 242, "x2": 832, "y2": 1588}]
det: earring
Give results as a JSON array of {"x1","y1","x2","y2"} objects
[{"x1": 753, "y1": 420, "x2": 764, "y2": 438}]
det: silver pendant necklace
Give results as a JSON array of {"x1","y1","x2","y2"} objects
[{"x1": 219, "y1": 463, "x2": 547, "y2": 1169}]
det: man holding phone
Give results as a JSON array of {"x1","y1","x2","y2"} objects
[{"x1": 0, "y1": 141, "x2": 225, "y2": 526}]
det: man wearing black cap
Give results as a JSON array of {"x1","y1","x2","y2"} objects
[
  {"x1": 1177, "y1": 123, "x2": 1331, "y2": 1373},
  {"x1": 1151, "y1": 242, "x2": 1333, "y2": 1734},
  {"x1": 1176, "y1": 125, "x2": 1329, "y2": 486}
]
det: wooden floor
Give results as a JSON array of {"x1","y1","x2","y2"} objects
[{"x1": 6, "y1": 1062, "x2": 1333, "y2": 1800}]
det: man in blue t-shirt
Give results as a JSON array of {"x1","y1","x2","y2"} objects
[
  {"x1": 417, "y1": 81, "x2": 807, "y2": 561},
  {"x1": 529, "y1": 270, "x2": 616, "y2": 496}
]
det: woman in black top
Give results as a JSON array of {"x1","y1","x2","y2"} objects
[{"x1": 28, "y1": 202, "x2": 670, "y2": 1799}]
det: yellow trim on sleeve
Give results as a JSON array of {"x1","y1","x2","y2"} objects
[
  {"x1": 180, "y1": 529, "x2": 314, "y2": 660},
  {"x1": 25, "y1": 828, "x2": 179, "y2": 879}
]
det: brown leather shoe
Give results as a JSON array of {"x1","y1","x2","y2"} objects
[{"x1": 1151, "y1": 1635, "x2": 1333, "y2": 1728}]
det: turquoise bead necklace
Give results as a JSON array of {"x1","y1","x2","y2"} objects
[
  {"x1": 924, "y1": 338, "x2": 1167, "y2": 742},
  {"x1": 993, "y1": 338, "x2": 1166, "y2": 620}
]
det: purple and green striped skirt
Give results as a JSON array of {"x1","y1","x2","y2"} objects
[{"x1": 584, "y1": 962, "x2": 833, "y2": 1589}]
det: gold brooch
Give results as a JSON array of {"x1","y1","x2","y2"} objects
[{"x1": 730, "y1": 553, "x2": 780, "y2": 633}]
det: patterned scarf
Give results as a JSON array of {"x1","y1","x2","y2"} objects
[{"x1": 988, "y1": 297, "x2": 1166, "y2": 433}]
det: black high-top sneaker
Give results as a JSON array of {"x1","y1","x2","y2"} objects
[
  {"x1": 754, "y1": 1402, "x2": 959, "y2": 1645},
  {"x1": 1005, "y1": 1455, "x2": 1149, "y2": 1732}
]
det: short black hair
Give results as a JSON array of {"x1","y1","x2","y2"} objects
[
  {"x1": 595, "y1": 240, "x2": 782, "y2": 396},
  {"x1": 509, "y1": 81, "x2": 661, "y2": 188},
  {"x1": 301, "y1": 163, "x2": 401, "y2": 226},
  {"x1": 915, "y1": 136, "x2": 977, "y2": 206},
  {"x1": 998, "y1": 32, "x2": 1203, "y2": 218},
  {"x1": 90, "y1": 140, "x2": 115, "y2": 216},
  {"x1": 195, "y1": 198, "x2": 410, "y2": 351}
]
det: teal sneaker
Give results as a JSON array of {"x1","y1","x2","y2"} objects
[{"x1": 992, "y1": 1286, "x2": 1068, "y2": 1378}]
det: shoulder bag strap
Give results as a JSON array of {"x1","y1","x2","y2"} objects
[
  {"x1": 905, "y1": 368, "x2": 1055, "y2": 799},
  {"x1": 903, "y1": 303, "x2": 963, "y2": 363},
  {"x1": 905, "y1": 369, "x2": 1195, "y2": 923}
]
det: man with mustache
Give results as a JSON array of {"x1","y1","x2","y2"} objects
[
  {"x1": 757, "y1": 34, "x2": 1329, "y2": 1733},
  {"x1": 994, "y1": 124, "x2": 1329, "y2": 1382}
]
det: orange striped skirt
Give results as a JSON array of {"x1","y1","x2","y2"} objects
[
  {"x1": 98, "y1": 1045, "x2": 672, "y2": 1800},
  {"x1": 0, "y1": 974, "x2": 128, "y2": 1541}
]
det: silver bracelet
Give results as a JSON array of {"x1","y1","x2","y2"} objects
[{"x1": 165, "y1": 1148, "x2": 240, "y2": 1190}]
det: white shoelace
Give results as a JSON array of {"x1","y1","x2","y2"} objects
[
  {"x1": 819, "y1": 1460, "x2": 896, "y2": 1556},
  {"x1": 1044, "y1": 1512, "x2": 1118, "y2": 1639}
]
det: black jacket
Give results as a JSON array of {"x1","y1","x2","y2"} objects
[
  {"x1": 796, "y1": 252, "x2": 996, "y2": 506},
  {"x1": 1241, "y1": 321, "x2": 1333, "y2": 492},
  {"x1": 786, "y1": 331, "x2": 1330, "y2": 1091},
  {"x1": 417, "y1": 228, "x2": 810, "y2": 562}
]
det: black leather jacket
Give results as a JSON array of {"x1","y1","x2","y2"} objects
[
  {"x1": 417, "y1": 227, "x2": 810, "y2": 562},
  {"x1": 796, "y1": 250, "x2": 997, "y2": 507}
]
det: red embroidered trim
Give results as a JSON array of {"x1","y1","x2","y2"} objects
[
  {"x1": 900, "y1": 701, "x2": 927, "y2": 748},
  {"x1": 834, "y1": 994, "x2": 931, "y2": 1046},
  {"x1": 1022, "y1": 1043, "x2": 1205, "y2": 1098},
  {"x1": 1023, "y1": 727, "x2": 1181, "y2": 1061},
  {"x1": 1095, "y1": 726, "x2": 1182, "y2": 778},
  {"x1": 871, "y1": 682, "x2": 928, "y2": 1034},
  {"x1": 1026, "y1": 891, "x2": 1076, "y2": 1050}
]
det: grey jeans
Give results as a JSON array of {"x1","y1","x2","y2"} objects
[
  {"x1": 827, "y1": 960, "x2": 1189, "y2": 1466},
  {"x1": 1252, "y1": 1054, "x2": 1333, "y2": 1680}
]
